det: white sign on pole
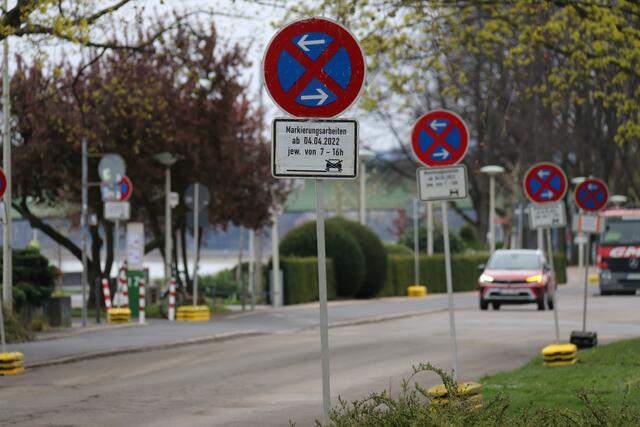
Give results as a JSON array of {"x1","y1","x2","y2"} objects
[
  {"x1": 169, "y1": 192, "x2": 180, "y2": 208},
  {"x1": 272, "y1": 118, "x2": 358, "y2": 179},
  {"x1": 572, "y1": 214, "x2": 602, "y2": 234},
  {"x1": 528, "y1": 202, "x2": 566, "y2": 229},
  {"x1": 104, "y1": 201, "x2": 130, "y2": 220},
  {"x1": 126, "y1": 222, "x2": 145, "y2": 270},
  {"x1": 416, "y1": 165, "x2": 468, "y2": 201}
]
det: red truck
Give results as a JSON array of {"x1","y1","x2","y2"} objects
[{"x1": 597, "y1": 209, "x2": 640, "y2": 295}]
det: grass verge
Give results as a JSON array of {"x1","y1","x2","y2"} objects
[{"x1": 481, "y1": 338, "x2": 640, "y2": 413}]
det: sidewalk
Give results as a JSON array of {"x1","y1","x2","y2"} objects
[{"x1": 8, "y1": 292, "x2": 475, "y2": 368}]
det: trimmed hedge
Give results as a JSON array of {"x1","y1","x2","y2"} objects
[
  {"x1": 280, "y1": 220, "x2": 365, "y2": 297},
  {"x1": 384, "y1": 243, "x2": 413, "y2": 256},
  {"x1": 328, "y1": 217, "x2": 387, "y2": 299},
  {"x1": 384, "y1": 252, "x2": 567, "y2": 296},
  {"x1": 281, "y1": 257, "x2": 336, "y2": 305},
  {"x1": 0, "y1": 247, "x2": 56, "y2": 308}
]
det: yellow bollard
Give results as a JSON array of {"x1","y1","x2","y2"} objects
[
  {"x1": 542, "y1": 343, "x2": 578, "y2": 366},
  {"x1": 176, "y1": 305, "x2": 211, "y2": 322},
  {"x1": 407, "y1": 285, "x2": 427, "y2": 297},
  {"x1": 0, "y1": 352, "x2": 25, "y2": 376}
]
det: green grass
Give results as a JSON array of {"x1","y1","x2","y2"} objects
[{"x1": 482, "y1": 338, "x2": 640, "y2": 413}]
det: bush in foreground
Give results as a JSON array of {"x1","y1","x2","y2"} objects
[{"x1": 303, "y1": 362, "x2": 640, "y2": 426}]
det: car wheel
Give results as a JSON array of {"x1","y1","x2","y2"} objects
[
  {"x1": 600, "y1": 290, "x2": 612, "y2": 296},
  {"x1": 537, "y1": 298, "x2": 546, "y2": 311},
  {"x1": 491, "y1": 302, "x2": 501, "y2": 310},
  {"x1": 480, "y1": 298, "x2": 488, "y2": 311},
  {"x1": 546, "y1": 292, "x2": 554, "y2": 310}
]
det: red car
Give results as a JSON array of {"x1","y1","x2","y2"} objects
[{"x1": 478, "y1": 249, "x2": 556, "y2": 311}]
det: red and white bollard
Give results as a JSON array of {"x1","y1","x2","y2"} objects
[
  {"x1": 168, "y1": 277, "x2": 176, "y2": 321},
  {"x1": 101, "y1": 278, "x2": 112, "y2": 311},
  {"x1": 139, "y1": 279, "x2": 146, "y2": 324},
  {"x1": 118, "y1": 267, "x2": 129, "y2": 308}
]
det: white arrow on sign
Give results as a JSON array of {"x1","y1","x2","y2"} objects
[
  {"x1": 541, "y1": 190, "x2": 554, "y2": 199},
  {"x1": 300, "y1": 88, "x2": 329, "y2": 106},
  {"x1": 538, "y1": 170, "x2": 551, "y2": 179},
  {"x1": 432, "y1": 148, "x2": 450, "y2": 159},
  {"x1": 588, "y1": 183, "x2": 598, "y2": 191},
  {"x1": 430, "y1": 120, "x2": 447, "y2": 131},
  {"x1": 297, "y1": 34, "x2": 326, "y2": 52}
]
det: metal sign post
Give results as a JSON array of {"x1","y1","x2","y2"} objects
[
  {"x1": 571, "y1": 178, "x2": 608, "y2": 348},
  {"x1": 413, "y1": 110, "x2": 469, "y2": 381},
  {"x1": 193, "y1": 184, "x2": 200, "y2": 305},
  {"x1": 442, "y1": 201, "x2": 459, "y2": 380},
  {"x1": 546, "y1": 228, "x2": 560, "y2": 342},
  {"x1": 315, "y1": 178, "x2": 331, "y2": 424},
  {"x1": 413, "y1": 198, "x2": 420, "y2": 285}
]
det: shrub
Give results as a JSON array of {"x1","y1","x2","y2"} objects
[
  {"x1": 385, "y1": 253, "x2": 488, "y2": 295},
  {"x1": 199, "y1": 268, "x2": 241, "y2": 299},
  {"x1": 1, "y1": 247, "x2": 56, "y2": 309},
  {"x1": 384, "y1": 252, "x2": 568, "y2": 295},
  {"x1": 384, "y1": 243, "x2": 413, "y2": 256},
  {"x1": 281, "y1": 257, "x2": 337, "y2": 304},
  {"x1": 399, "y1": 226, "x2": 466, "y2": 254},
  {"x1": 2, "y1": 307, "x2": 32, "y2": 343},
  {"x1": 328, "y1": 217, "x2": 387, "y2": 299},
  {"x1": 280, "y1": 220, "x2": 365, "y2": 297}
]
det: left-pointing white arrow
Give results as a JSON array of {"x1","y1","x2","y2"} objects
[
  {"x1": 297, "y1": 34, "x2": 326, "y2": 52},
  {"x1": 300, "y1": 88, "x2": 329, "y2": 105}
]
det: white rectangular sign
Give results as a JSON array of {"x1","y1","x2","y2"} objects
[
  {"x1": 126, "y1": 222, "x2": 145, "y2": 269},
  {"x1": 0, "y1": 201, "x2": 6, "y2": 225},
  {"x1": 528, "y1": 202, "x2": 566, "y2": 229},
  {"x1": 572, "y1": 214, "x2": 602, "y2": 234},
  {"x1": 272, "y1": 118, "x2": 358, "y2": 179},
  {"x1": 416, "y1": 165, "x2": 468, "y2": 201},
  {"x1": 104, "y1": 201, "x2": 130, "y2": 220}
]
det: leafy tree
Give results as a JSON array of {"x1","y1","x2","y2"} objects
[
  {"x1": 285, "y1": 1, "x2": 640, "y2": 242},
  {"x1": 10, "y1": 20, "x2": 288, "y2": 302}
]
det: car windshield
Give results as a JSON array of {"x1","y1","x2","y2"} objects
[
  {"x1": 601, "y1": 218, "x2": 640, "y2": 245},
  {"x1": 486, "y1": 253, "x2": 542, "y2": 270}
]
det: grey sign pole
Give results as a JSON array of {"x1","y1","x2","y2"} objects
[
  {"x1": 582, "y1": 234, "x2": 590, "y2": 332},
  {"x1": 442, "y1": 201, "x2": 459, "y2": 380},
  {"x1": 114, "y1": 220, "x2": 120, "y2": 273},
  {"x1": 413, "y1": 198, "x2": 420, "y2": 285},
  {"x1": 81, "y1": 139, "x2": 88, "y2": 327},
  {"x1": 426, "y1": 201, "x2": 434, "y2": 255},
  {"x1": 315, "y1": 178, "x2": 331, "y2": 424},
  {"x1": 546, "y1": 228, "x2": 560, "y2": 341},
  {"x1": 2, "y1": 20, "x2": 12, "y2": 311},
  {"x1": 193, "y1": 184, "x2": 199, "y2": 306}
]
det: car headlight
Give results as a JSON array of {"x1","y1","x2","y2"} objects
[
  {"x1": 479, "y1": 274, "x2": 494, "y2": 283},
  {"x1": 526, "y1": 274, "x2": 543, "y2": 283},
  {"x1": 601, "y1": 269, "x2": 612, "y2": 281}
]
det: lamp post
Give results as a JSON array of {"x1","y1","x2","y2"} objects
[
  {"x1": 571, "y1": 176, "x2": 586, "y2": 267},
  {"x1": 480, "y1": 165, "x2": 505, "y2": 253},
  {"x1": 358, "y1": 148, "x2": 375, "y2": 226},
  {"x1": 154, "y1": 152, "x2": 179, "y2": 285}
]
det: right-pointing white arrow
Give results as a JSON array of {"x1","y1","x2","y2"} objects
[
  {"x1": 432, "y1": 148, "x2": 450, "y2": 159},
  {"x1": 300, "y1": 88, "x2": 329, "y2": 106},
  {"x1": 297, "y1": 34, "x2": 326, "y2": 52}
]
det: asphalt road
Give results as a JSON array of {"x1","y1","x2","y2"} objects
[{"x1": 1, "y1": 277, "x2": 638, "y2": 426}]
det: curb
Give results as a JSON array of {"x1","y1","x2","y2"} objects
[
  {"x1": 25, "y1": 330, "x2": 264, "y2": 369},
  {"x1": 35, "y1": 322, "x2": 146, "y2": 342},
  {"x1": 24, "y1": 305, "x2": 470, "y2": 369}
]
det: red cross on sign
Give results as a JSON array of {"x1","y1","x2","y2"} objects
[
  {"x1": 575, "y1": 178, "x2": 608, "y2": 212},
  {"x1": 411, "y1": 110, "x2": 469, "y2": 167},
  {"x1": 523, "y1": 163, "x2": 567, "y2": 204},
  {"x1": 262, "y1": 17, "x2": 366, "y2": 118}
]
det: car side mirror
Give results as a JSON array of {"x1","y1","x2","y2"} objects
[{"x1": 477, "y1": 263, "x2": 486, "y2": 271}]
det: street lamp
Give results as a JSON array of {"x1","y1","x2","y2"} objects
[
  {"x1": 358, "y1": 148, "x2": 375, "y2": 226},
  {"x1": 480, "y1": 165, "x2": 505, "y2": 253},
  {"x1": 154, "y1": 152, "x2": 179, "y2": 285}
]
